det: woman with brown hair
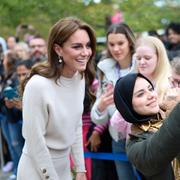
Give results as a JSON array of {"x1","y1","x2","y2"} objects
[
  {"x1": 90, "y1": 22, "x2": 136, "y2": 179},
  {"x1": 17, "y1": 17, "x2": 96, "y2": 180}
]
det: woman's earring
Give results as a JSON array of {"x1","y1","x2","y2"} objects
[{"x1": 58, "y1": 55, "x2": 63, "y2": 63}]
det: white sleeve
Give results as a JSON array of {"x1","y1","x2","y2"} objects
[
  {"x1": 22, "y1": 79, "x2": 59, "y2": 179},
  {"x1": 71, "y1": 119, "x2": 86, "y2": 172},
  {"x1": 91, "y1": 99, "x2": 109, "y2": 124}
]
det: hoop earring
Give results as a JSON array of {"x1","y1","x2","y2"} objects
[{"x1": 58, "y1": 56, "x2": 63, "y2": 63}]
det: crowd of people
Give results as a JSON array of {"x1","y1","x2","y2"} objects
[
  {"x1": 0, "y1": 32, "x2": 48, "y2": 180},
  {"x1": 0, "y1": 17, "x2": 180, "y2": 180}
]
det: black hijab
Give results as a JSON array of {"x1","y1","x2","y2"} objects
[{"x1": 114, "y1": 73, "x2": 156, "y2": 124}]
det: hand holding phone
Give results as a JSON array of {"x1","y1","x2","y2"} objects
[
  {"x1": 3, "y1": 86, "x2": 19, "y2": 100},
  {"x1": 102, "y1": 81, "x2": 114, "y2": 93}
]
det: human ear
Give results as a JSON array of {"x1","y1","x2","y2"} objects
[{"x1": 53, "y1": 44, "x2": 62, "y2": 56}]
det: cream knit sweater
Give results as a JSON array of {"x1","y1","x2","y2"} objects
[{"x1": 22, "y1": 72, "x2": 85, "y2": 179}]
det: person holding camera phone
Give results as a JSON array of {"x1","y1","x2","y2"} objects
[
  {"x1": 0, "y1": 50, "x2": 25, "y2": 180},
  {"x1": 17, "y1": 17, "x2": 96, "y2": 180},
  {"x1": 90, "y1": 23, "x2": 136, "y2": 179},
  {"x1": 114, "y1": 73, "x2": 180, "y2": 180}
]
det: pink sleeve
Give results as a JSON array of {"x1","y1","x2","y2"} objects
[
  {"x1": 110, "y1": 110, "x2": 131, "y2": 139},
  {"x1": 94, "y1": 123, "x2": 108, "y2": 135},
  {"x1": 91, "y1": 79, "x2": 99, "y2": 92}
]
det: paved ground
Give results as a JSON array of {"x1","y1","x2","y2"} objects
[{"x1": 0, "y1": 170, "x2": 12, "y2": 180}]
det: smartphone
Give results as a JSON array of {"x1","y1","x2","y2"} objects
[
  {"x1": 102, "y1": 81, "x2": 113, "y2": 93},
  {"x1": 3, "y1": 86, "x2": 19, "y2": 100}
]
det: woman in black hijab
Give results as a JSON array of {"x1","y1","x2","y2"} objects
[{"x1": 114, "y1": 73, "x2": 180, "y2": 180}]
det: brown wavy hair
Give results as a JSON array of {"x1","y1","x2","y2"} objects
[
  {"x1": 20, "y1": 17, "x2": 96, "y2": 95},
  {"x1": 106, "y1": 22, "x2": 135, "y2": 58}
]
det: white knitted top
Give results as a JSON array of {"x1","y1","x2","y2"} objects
[{"x1": 22, "y1": 72, "x2": 85, "y2": 178}]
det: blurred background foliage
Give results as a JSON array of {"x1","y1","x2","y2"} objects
[{"x1": 0, "y1": 0, "x2": 180, "y2": 40}]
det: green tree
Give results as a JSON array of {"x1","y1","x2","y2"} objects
[{"x1": 0, "y1": 0, "x2": 180, "y2": 39}]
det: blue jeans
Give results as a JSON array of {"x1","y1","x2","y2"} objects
[
  {"x1": 0, "y1": 113, "x2": 16, "y2": 164},
  {"x1": 0, "y1": 114, "x2": 24, "y2": 175},
  {"x1": 9, "y1": 120, "x2": 24, "y2": 174},
  {"x1": 112, "y1": 139, "x2": 136, "y2": 180}
]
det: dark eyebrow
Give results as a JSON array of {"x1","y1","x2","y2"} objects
[
  {"x1": 134, "y1": 89, "x2": 144, "y2": 96},
  {"x1": 134, "y1": 84, "x2": 152, "y2": 96},
  {"x1": 71, "y1": 43, "x2": 82, "y2": 45}
]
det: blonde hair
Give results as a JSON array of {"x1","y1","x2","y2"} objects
[
  {"x1": 135, "y1": 36, "x2": 172, "y2": 102},
  {"x1": 14, "y1": 41, "x2": 30, "y2": 60}
]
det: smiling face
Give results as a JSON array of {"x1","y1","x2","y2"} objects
[
  {"x1": 135, "y1": 45, "x2": 158, "y2": 80},
  {"x1": 107, "y1": 33, "x2": 131, "y2": 68},
  {"x1": 132, "y1": 77, "x2": 159, "y2": 115},
  {"x1": 54, "y1": 29, "x2": 92, "y2": 77}
]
